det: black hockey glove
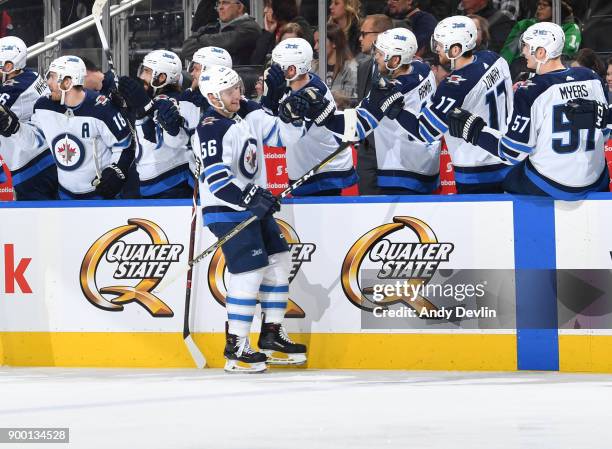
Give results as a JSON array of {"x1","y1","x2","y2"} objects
[
  {"x1": 364, "y1": 75, "x2": 405, "y2": 121},
  {"x1": 155, "y1": 97, "x2": 184, "y2": 136},
  {"x1": 447, "y1": 108, "x2": 486, "y2": 145},
  {"x1": 118, "y1": 76, "x2": 154, "y2": 119},
  {"x1": 100, "y1": 70, "x2": 116, "y2": 96},
  {"x1": 261, "y1": 63, "x2": 288, "y2": 115},
  {"x1": 93, "y1": 163, "x2": 127, "y2": 199},
  {"x1": 239, "y1": 183, "x2": 280, "y2": 219},
  {"x1": 563, "y1": 98, "x2": 608, "y2": 130},
  {"x1": 0, "y1": 104, "x2": 20, "y2": 137},
  {"x1": 279, "y1": 87, "x2": 336, "y2": 126}
]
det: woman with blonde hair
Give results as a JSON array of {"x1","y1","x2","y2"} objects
[{"x1": 328, "y1": 0, "x2": 361, "y2": 57}]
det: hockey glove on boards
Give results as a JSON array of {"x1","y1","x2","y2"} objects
[
  {"x1": 155, "y1": 97, "x2": 184, "y2": 136},
  {"x1": 239, "y1": 184, "x2": 280, "y2": 220},
  {"x1": 447, "y1": 108, "x2": 486, "y2": 145},
  {"x1": 563, "y1": 98, "x2": 608, "y2": 130},
  {"x1": 0, "y1": 104, "x2": 20, "y2": 137},
  {"x1": 93, "y1": 163, "x2": 127, "y2": 199}
]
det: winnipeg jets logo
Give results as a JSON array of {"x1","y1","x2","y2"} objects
[
  {"x1": 201, "y1": 116, "x2": 218, "y2": 126},
  {"x1": 52, "y1": 133, "x2": 85, "y2": 171},
  {"x1": 239, "y1": 138, "x2": 258, "y2": 179},
  {"x1": 517, "y1": 80, "x2": 536, "y2": 89},
  {"x1": 95, "y1": 95, "x2": 109, "y2": 106},
  {"x1": 447, "y1": 75, "x2": 467, "y2": 85}
]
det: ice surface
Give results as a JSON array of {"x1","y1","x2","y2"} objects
[{"x1": 0, "y1": 368, "x2": 610, "y2": 449}]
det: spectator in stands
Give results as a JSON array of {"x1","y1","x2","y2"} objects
[
  {"x1": 458, "y1": 0, "x2": 514, "y2": 53},
  {"x1": 313, "y1": 22, "x2": 358, "y2": 109},
  {"x1": 457, "y1": 0, "x2": 520, "y2": 21},
  {"x1": 328, "y1": 0, "x2": 362, "y2": 58},
  {"x1": 501, "y1": 0, "x2": 581, "y2": 66},
  {"x1": 468, "y1": 14, "x2": 490, "y2": 51},
  {"x1": 571, "y1": 48, "x2": 606, "y2": 80},
  {"x1": 354, "y1": 13, "x2": 393, "y2": 195},
  {"x1": 383, "y1": 0, "x2": 437, "y2": 57},
  {"x1": 607, "y1": 58, "x2": 612, "y2": 103},
  {"x1": 181, "y1": 0, "x2": 261, "y2": 65},
  {"x1": 190, "y1": 0, "x2": 218, "y2": 33},
  {"x1": 250, "y1": 0, "x2": 313, "y2": 65}
]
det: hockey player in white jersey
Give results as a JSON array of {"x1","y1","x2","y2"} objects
[
  {"x1": 195, "y1": 65, "x2": 306, "y2": 373},
  {"x1": 382, "y1": 16, "x2": 513, "y2": 193},
  {"x1": 180, "y1": 46, "x2": 233, "y2": 136},
  {"x1": 447, "y1": 22, "x2": 610, "y2": 200},
  {"x1": 263, "y1": 38, "x2": 357, "y2": 196},
  {"x1": 4, "y1": 55, "x2": 134, "y2": 199},
  {"x1": 0, "y1": 36, "x2": 57, "y2": 200},
  {"x1": 118, "y1": 50, "x2": 193, "y2": 198}
]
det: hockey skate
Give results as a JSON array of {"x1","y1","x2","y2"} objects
[
  {"x1": 258, "y1": 319, "x2": 307, "y2": 365},
  {"x1": 224, "y1": 329, "x2": 267, "y2": 373}
]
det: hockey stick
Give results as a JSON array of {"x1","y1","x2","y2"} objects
[
  {"x1": 155, "y1": 140, "x2": 353, "y2": 293},
  {"x1": 183, "y1": 159, "x2": 207, "y2": 368}
]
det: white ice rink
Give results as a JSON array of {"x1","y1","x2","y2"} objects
[{"x1": 0, "y1": 368, "x2": 610, "y2": 449}]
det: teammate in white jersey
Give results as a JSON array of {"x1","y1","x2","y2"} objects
[
  {"x1": 180, "y1": 46, "x2": 232, "y2": 136},
  {"x1": 0, "y1": 36, "x2": 57, "y2": 200},
  {"x1": 118, "y1": 50, "x2": 193, "y2": 198},
  {"x1": 3, "y1": 56, "x2": 134, "y2": 199},
  {"x1": 263, "y1": 38, "x2": 357, "y2": 196},
  {"x1": 194, "y1": 65, "x2": 306, "y2": 373},
  {"x1": 383, "y1": 16, "x2": 513, "y2": 193},
  {"x1": 447, "y1": 22, "x2": 610, "y2": 200}
]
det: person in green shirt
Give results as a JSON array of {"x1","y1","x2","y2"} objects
[{"x1": 500, "y1": 0, "x2": 581, "y2": 65}]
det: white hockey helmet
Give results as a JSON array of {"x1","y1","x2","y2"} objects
[
  {"x1": 0, "y1": 36, "x2": 26, "y2": 82},
  {"x1": 46, "y1": 55, "x2": 86, "y2": 105},
  {"x1": 138, "y1": 49, "x2": 182, "y2": 92},
  {"x1": 430, "y1": 16, "x2": 477, "y2": 69},
  {"x1": 271, "y1": 37, "x2": 313, "y2": 82},
  {"x1": 189, "y1": 46, "x2": 233, "y2": 73},
  {"x1": 521, "y1": 22, "x2": 565, "y2": 74},
  {"x1": 374, "y1": 28, "x2": 418, "y2": 73},
  {"x1": 199, "y1": 65, "x2": 243, "y2": 113}
]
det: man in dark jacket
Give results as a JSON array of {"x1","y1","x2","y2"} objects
[
  {"x1": 384, "y1": 0, "x2": 437, "y2": 57},
  {"x1": 181, "y1": 0, "x2": 261, "y2": 65},
  {"x1": 459, "y1": 0, "x2": 515, "y2": 53}
]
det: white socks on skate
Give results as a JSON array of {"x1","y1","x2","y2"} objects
[{"x1": 259, "y1": 252, "x2": 290, "y2": 324}]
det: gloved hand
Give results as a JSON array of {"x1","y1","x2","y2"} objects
[
  {"x1": 261, "y1": 63, "x2": 288, "y2": 115},
  {"x1": 363, "y1": 75, "x2": 405, "y2": 121},
  {"x1": 93, "y1": 163, "x2": 127, "y2": 199},
  {"x1": 279, "y1": 87, "x2": 335, "y2": 126},
  {"x1": 239, "y1": 183, "x2": 280, "y2": 219},
  {"x1": 118, "y1": 76, "x2": 154, "y2": 119},
  {"x1": 100, "y1": 70, "x2": 116, "y2": 96},
  {"x1": 563, "y1": 98, "x2": 608, "y2": 130},
  {"x1": 0, "y1": 105, "x2": 20, "y2": 137},
  {"x1": 155, "y1": 97, "x2": 183, "y2": 136},
  {"x1": 447, "y1": 108, "x2": 486, "y2": 145}
]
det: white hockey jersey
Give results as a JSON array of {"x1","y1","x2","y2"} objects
[
  {"x1": 483, "y1": 66, "x2": 609, "y2": 199},
  {"x1": 397, "y1": 51, "x2": 513, "y2": 186},
  {"x1": 281, "y1": 74, "x2": 357, "y2": 195},
  {"x1": 366, "y1": 62, "x2": 441, "y2": 192},
  {"x1": 14, "y1": 90, "x2": 132, "y2": 198},
  {"x1": 194, "y1": 100, "x2": 304, "y2": 225},
  {"x1": 0, "y1": 69, "x2": 52, "y2": 185},
  {"x1": 135, "y1": 91, "x2": 194, "y2": 197}
]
